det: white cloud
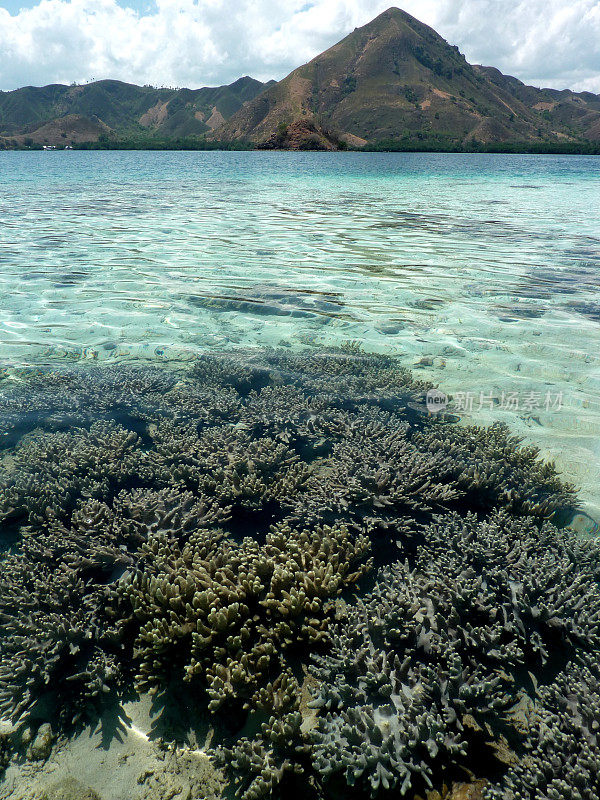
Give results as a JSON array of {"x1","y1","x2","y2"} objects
[
  {"x1": 0, "y1": 0, "x2": 598, "y2": 93},
  {"x1": 427, "y1": 0, "x2": 600, "y2": 92}
]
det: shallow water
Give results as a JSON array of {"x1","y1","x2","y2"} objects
[
  {"x1": 1, "y1": 151, "x2": 600, "y2": 798},
  {"x1": 1, "y1": 150, "x2": 599, "y2": 516}
]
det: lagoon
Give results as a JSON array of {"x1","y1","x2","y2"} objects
[{"x1": 1, "y1": 149, "x2": 599, "y2": 516}]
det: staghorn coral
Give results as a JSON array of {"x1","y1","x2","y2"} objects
[
  {"x1": 294, "y1": 423, "x2": 462, "y2": 531},
  {"x1": 0, "y1": 347, "x2": 586, "y2": 799},
  {"x1": 413, "y1": 422, "x2": 576, "y2": 518},
  {"x1": 190, "y1": 347, "x2": 426, "y2": 407},
  {"x1": 483, "y1": 660, "x2": 600, "y2": 800},
  {"x1": 0, "y1": 349, "x2": 575, "y2": 544},
  {"x1": 119, "y1": 520, "x2": 372, "y2": 712},
  {"x1": 0, "y1": 420, "x2": 149, "y2": 526},
  {"x1": 309, "y1": 511, "x2": 600, "y2": 798},
  {"x1": 149, "y1": 422, "x2": 311, "y2": 511},
  {"x1": 0, "y1": 488, "x2": 222, "y2": 726},
  {"x1": 215, "y1": 711, "x2": 313, "y2": 800}
]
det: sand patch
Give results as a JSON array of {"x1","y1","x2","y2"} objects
[{"x1": 0, "y1": 697, "x2": 223, "y2": 800}]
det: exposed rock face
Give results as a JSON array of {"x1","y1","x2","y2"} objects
[
  {"x1": 205, "y1": 106, "x2": 226, "y2": 130},
  {"x1": 260, "y1": 120, "x2": 339, "y2": 150},
  {"x1": 138, "y1": 101, "x2": 170, "y2": 128}
]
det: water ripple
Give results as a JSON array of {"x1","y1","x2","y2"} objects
[{"x1": 0, "y1": 150, "x2": 599, "y2": 514}]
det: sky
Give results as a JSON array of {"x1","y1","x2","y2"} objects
[{"x1": 0, "y1": 0, "x2": 599, "y2": 94}]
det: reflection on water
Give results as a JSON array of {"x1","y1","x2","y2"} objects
[{"x1": 0, "y1": 150, "x2": 599, "y2": 514}]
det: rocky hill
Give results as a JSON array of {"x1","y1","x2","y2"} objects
[
  {"x1": 215, "y1": 7, "x2": 600, "y2": 149},
  {"x1": 2, "y1": 7, "x2": 599, "y2": 150},
  {"x1": 0, "y1": 76, "x2": 274, "y2": 146}
]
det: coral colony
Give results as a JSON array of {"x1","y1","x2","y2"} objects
[{"x1": 0, "y1": 348, "x2": 598, "y2": 799}]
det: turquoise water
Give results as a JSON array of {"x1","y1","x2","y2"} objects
[{"x1": 1, "y1": 150, "x2": 599, "y2": 515}]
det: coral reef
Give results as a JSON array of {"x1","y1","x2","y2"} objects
[
  {"x1": 119, "y1": 520, "x2": 371, "y2": 712},
  {"x1": 215, "y1": 712, "x2": 312, "y2": 800},
  {"x1": 310, "y1": 511, "x2": 600, "y2": 798},
  {"x1": 483, "y1": 659, "x2": 600, "y2": 800},
  {"x1": 412, "y1": 423, "x2": 574, "y2": 518},
  {"x1": 0, "y1": 348, "x2": 587, "y2": 800}
]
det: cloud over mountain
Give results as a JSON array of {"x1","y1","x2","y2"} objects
[{"x1": 0, "y1": 0, "x2": 599, "y2": 92}]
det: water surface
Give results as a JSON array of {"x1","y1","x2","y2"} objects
[{"x1": 1, "y1": 150, "x2": 599, "y2": 516}]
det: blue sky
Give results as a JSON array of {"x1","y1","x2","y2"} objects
[{"x1": 0, "y1": 0, "x2": 599, "y2": 93}]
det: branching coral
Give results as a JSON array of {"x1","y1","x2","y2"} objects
[
  {"x1": 0, "y1": 534, "x2": 122, "y2": 724},
  {"x1": 0, "y1": 420, "x2": 149, "y2": 526},
  {"x1": 215, "y1": 712, "x2": 312, "y2": 800},
  {"x1": 309, "y1": 511, "x2": 600, "y2": 798},
  {"x1": 0, "y1": 488, "x2": 222, "y2": 725},
  {"x1": 413, "y1": 422, "x2": 576, "y2": 518},
  {"x1": 482, "y1": 661, "x2": 600, "y2": 800},
  {"x1": 0, "y1": 347, "x2": 586, "y2": 800},
  {"x1": 119, "y1": 520, "x2": 371, "y2": 712}
]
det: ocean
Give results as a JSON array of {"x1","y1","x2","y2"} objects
[
  {"x1": 1, "y1": 150, "x2": 600, "y2": 800},
  {"x1": 1, "y1": 150, "x2": 599, "y2": 516}
]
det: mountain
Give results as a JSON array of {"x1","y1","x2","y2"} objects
[
  {"x1": 0, "y1": 76, "x2": 275, "y2": 146},
  {"x1": 2, "y1": 8, "x2": 599, "y2": 151},
  {"x1": 215, "y1": 7, "x2": 600, "y2": 149},
  {"x1": 473, "y1": 66, "x2": 600, "y2": 142}
]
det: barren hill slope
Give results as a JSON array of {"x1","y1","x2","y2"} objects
[{"x1": 215, "y1": 7, "x2": 600, "y2": 149}]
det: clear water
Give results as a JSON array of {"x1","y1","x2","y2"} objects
[{"x1": 1, "y1": 150, "x2": 599, "y2": 516}]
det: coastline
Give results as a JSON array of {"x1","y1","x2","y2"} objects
[{"x1": 2, "y1": 139, "x2": 600, "y2": 155}]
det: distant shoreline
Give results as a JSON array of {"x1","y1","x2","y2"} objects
[{"x1": 2, "y1": 140, "x2": 600, "y2": 155}]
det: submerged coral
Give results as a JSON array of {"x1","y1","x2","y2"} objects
[
  {"x1": 0, "y1": 348, "x2": 587, "y2": 799},
  {"x1": 309, "y1": 511, "x2": 600, "y2": 798},
  {"x1": 120, "y1": 520, "x2": 371, "y2": 712},
  {"x1": 215, "y1": 711, "x2": 312, "y2": 800}
]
